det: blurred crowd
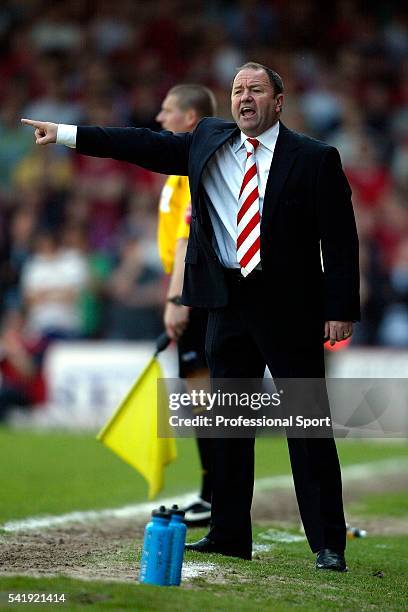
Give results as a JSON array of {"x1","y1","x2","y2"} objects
[{"x1": 0, "y1": 0, "x2": 407, "y2": 414}]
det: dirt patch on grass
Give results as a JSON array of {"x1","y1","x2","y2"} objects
[
  {"x1": 0, "y1": 473, "x2": 407, "y2": 584},
  {"x1": 252, "y1": 472, "x2": 408, "y2": 525},
  {"x1": 0, "y1": 521, "x2": 143, "y2": 583}
]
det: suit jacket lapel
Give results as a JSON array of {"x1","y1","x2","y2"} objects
[
  {"x1": 192, "y1": 123, "x2": 239, "y2": 200},
  {"x1": 261, "y1": 122, "x2": 301, "y2": 232},
  {"x1": 191, "y1": 120, "x2": 300, "y2": 236}
]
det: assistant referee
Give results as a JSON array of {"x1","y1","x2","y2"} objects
[{"x1": 155, "y1": 84, "x2": 217, "y2": 525}]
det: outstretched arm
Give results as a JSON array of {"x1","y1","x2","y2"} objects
[{"x1": 21, "y1": 119, "x2": 191, "y2": 176}]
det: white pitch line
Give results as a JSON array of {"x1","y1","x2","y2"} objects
[
  {"x1": 254, "y1": 456, "x2": 408, "y2": 492},
  {"x1": 3, "y1": 457, "x2": 407, "y2": 533},
  {"x1": 2, "y1": 492, "x2": 195, "y2": 533}
]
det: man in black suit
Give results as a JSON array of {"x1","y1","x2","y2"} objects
[{"x1": 22, "y1": 61, "x2": 360, "y2": 571}]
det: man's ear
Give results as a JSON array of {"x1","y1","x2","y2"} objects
[
  {"x1": 186, "y1": 109, "x2": 199, "y2": 130},
  {"x1": 275, "y1": 94, "x2": 284, "y2": 114}
]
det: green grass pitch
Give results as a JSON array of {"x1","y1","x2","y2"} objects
[{"x1": 0, "y1": 429, "x2": 407, "y2": 610}]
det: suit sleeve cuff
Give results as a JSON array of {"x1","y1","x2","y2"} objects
[{"x1": 56, "y1": 124, "x2": 77, "y2": 148}]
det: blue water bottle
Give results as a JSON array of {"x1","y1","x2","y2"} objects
[
  {"x1": 139, "y1": 506, "x2": 172, "y2": 586},
  {"x1": 168, "y1": 504, "x2": 187, "y2": 586}
]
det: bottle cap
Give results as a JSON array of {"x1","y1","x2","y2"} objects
[
  {"x1": 170, "y1": 504, "x2": 185, "y2": 517},
  {"x1": 152, "y1": 505, "x2": 170, "y2": 519}
]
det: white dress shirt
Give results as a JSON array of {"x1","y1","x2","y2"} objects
[
  {"x1": 203, "y1": 121, "x2": 279, "y2": 267},
  {"x1": 57, "y1": 124, "x2": 77, "y2": 147},
  {"x1": 57, "y1": 121, "x2": 280, "y2": 267}
]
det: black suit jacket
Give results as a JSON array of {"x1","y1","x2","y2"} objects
[{"x1": 77, "y1": 118, "x2": 360, "y2": 325}]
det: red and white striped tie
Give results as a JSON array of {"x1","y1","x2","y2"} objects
[{"x1": 237, "y1": 137, "x2": 261, "y2": 276}]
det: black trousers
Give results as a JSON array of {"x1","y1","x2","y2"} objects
[
  {"x1": 177, "y1": 307, "x2": 212, "y2": 503},
  {"x1": 205, "y1": 270, "x2": 346, "y2": 558}
]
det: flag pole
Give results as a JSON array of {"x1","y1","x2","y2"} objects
[{"x1": 154, "y1": 331, "x2": 171, "y2": 357}]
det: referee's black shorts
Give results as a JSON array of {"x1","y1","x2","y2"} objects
[{"x1": 177, "y1": 307, "x2": 208, "y2": 378}]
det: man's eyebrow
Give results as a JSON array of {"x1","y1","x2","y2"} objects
[{"x1": 233, "y1": 82, "x2": 266, "y2": 89}]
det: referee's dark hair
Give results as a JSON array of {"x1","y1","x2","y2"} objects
[
  {"x1": 234, "y1": 62, "x2": 284, "y2": 96},
  {"x1": 168, "y1": 84, "x2": 217, "y2": 118}
]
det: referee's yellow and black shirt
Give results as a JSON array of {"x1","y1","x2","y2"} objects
[{"x1": 157, "y1": 175, "x2": 191, "y2": 274}]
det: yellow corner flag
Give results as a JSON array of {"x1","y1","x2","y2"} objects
[{"x1": 97, "y1": 336, "x2": 177, "y2": 499}]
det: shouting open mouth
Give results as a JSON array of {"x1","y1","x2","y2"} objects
[{"x1": 240, "y1": 106, "x2": 256, "y2": 118}]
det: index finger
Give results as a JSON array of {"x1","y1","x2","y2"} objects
[{"x1": 21, "y1": 118, "x2": 43, "y2": 128}]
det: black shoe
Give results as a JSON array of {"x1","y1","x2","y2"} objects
[
  {"x1": 182, "y1": 498, "x2": 211, "y2": 527},
  {"x1": 316, "y1": 548, "x2": 348, "y2": 572},
  {"x1": 185, "y1": 536, "x2": 251, "y2": 560}
]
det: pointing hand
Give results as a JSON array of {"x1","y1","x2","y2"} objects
[{"x1": 21, "y1": 118, "x2": 58, "y2": 145}]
